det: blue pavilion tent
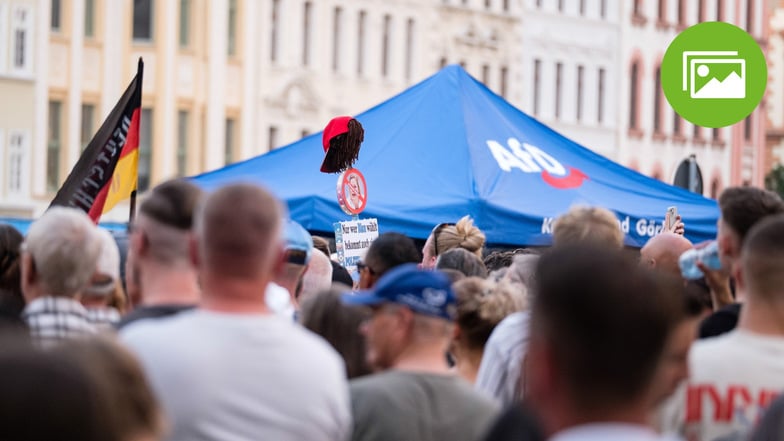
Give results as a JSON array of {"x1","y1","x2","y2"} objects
[{"x1": 192, "y1": 65, "x2": 719, "y2": 247}]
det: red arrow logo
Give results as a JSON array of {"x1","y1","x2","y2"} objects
[{"x1": 541, "y1": 167, "x2": 588, "y2": 189}]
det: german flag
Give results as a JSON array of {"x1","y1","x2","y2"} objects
[{"x1": 50, "y1": 59, "x2": 144, "y2": 222}]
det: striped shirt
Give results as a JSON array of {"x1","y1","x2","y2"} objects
[{"x1": 22, "y1": 297, "x2": 97, "y2": 348}]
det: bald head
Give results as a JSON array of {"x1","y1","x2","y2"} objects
[
  {"x1": 195, "y1": 184, "x2": 283, "y2": 280},
  {"x1": 640, "y1": 233, "x2": 693, "y2": 278}
]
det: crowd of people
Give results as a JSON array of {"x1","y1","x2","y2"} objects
[{"x1": 0, "y1": 179, "x2": 783, "y2": 441}]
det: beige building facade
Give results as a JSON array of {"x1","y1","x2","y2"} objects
[{"x1": 0, "y1": 0, "x2": 521, "y2": 219}]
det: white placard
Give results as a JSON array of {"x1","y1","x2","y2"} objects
[{"x1": 334, "y1": 218, "x2": 379, "y2": 273}]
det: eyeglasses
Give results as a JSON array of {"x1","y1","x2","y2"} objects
[{"x1": 431, "y1": 222, "x2": 454, "y2": 257}]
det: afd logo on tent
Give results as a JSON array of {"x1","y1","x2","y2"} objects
[{"x1": 486, "y1": 138, "x2": 588, "y2": 190}]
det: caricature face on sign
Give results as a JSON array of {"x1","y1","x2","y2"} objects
[{"x1": 337, "y1": 168, "x2": 367, "y2": 215}]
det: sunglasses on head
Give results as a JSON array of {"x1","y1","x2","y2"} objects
[{"x1": 431, "y1": 222, "x2": 455, "y2": 257}]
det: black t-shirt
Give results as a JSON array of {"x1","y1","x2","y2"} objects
[
  {"x1": 115, "y1": 304, "x2": 196, "y2": 330},
  {"x1": 482, "y1": 404, "x2": 544, "y2": 441},
  {"x1": 699, "y1": 303, "x2": 742, "y2": 339}
]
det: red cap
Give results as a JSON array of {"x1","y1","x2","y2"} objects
[{"x1": 322, "y1": 116, "x2": 352, "y2": 153}]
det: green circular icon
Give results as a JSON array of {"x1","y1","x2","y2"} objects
[{"x1": 661, "y1": 22, "x2": 767, "y2": 128}]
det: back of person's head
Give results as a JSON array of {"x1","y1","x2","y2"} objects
[
  {"x1": 739, "y1": 215, "x2": 784, "y2": 301},
  {"x1": 84, "y1": 229, "x2": 121, "y2": 296},
  {"x1": 53, "y1": 338, "x2": 163, "y2": 441},
  {"x1": 364, "y1": 232, "x2": 420, "y2": 277},
  {"x1": 135, "y1": 178, "x2": 204, "y2": 266},
  {"x1": 483, "y1": 248, "x2": 537, "y2": 273},
  {"x1": 330, "y1": 260, "x2": 353, "y2": 286},
  {"x1": 0, "y1": 224, "x2": 24, "y2": 317},
  {"x1": 505, "y1": 254, "x2": 541, "y2": 290},
  {"x1": 719, "y1": 187, "x2": 784, "y2": 243},
  {"x1": 436, "y1": 247, "x2": 488, "y2": 278},
  {"x1": 453, "y1": 277, "x2": 525, "y2": 351},
  {"x1": 195, "y1": 183, "x2": 283, "y2": 280},
  {"x1": 530, "y1": 245, "x2": 680, "y2": 413},
  {"x1": 24, "y1": 207, "x2": 102, "y2": 298},
  {"x1": 432, "y1": 216, "x2": 486, "y2": 259},
  {"x1": 0, "y1": 338, "x2": 113, "y2": 441},
  {"x1": 300, "y1": 286, "x2": 372, "y2": 379},
  {"x1": 552, "y1": 206, "x2": 624, "y2": 249},
  {"x1": 639, "y1": 232, "x2": 694, "y2": 278},
  {"x1": 298, "y1": 249, "x2": 333, "y2": 303},
  {"x1": 312, "y1": 235, "x2": 331, "y2": 257}
]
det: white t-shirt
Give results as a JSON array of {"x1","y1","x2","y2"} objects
[
  {"x1": 660, "y1": 330, "x2": 784, "y2": 441},
  {"x1": 121, "y1": 309, "x2": 351, "y2": 441}
]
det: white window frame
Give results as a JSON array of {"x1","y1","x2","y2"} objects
[
  {"x1": 9, "y1": 4, "x2": 34, "y2": 78},
  {"x1": 7, "y1": 129, "x2": 29, "y2": 198}
]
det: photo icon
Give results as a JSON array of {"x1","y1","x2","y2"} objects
[{"x1": 682, "y1": 51, "x2": 745, "y2": 99}]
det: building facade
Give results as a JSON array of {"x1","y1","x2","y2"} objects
[
  {"x1": 0, "y1": 0, "x2": 37, "y2": 216},
  {"x1": 618, "y1": 0, "x2": 769, "y2": 197},
  {"x1": 518, "y1": 0, "x2": 621, "y2": 160},
  {"x1": 767, "y1": 0, "x2": 784, "y2": 171},
  {"x1": 0, "y1": 0, "x2": 521, "y2": 219}
]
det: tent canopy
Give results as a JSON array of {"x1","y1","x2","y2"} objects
[{"x1": 192, "y1": 65, "x2": 719, "y2": 247}]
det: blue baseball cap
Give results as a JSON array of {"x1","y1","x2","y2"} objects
[
  {"x1": 342, "y1": 263, "x2": 457, "y2": 321},
  {"x1": 283, "y1": 220, "x2": 313, "y2": 265}
]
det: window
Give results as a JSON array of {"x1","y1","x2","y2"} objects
[
  {"x1": 133, "y1": 0, "x2": 154, "y2": 41},
  {"x1": 633, "y1": 0, "x2": 643, "y2": 16},
  {"x1": 179, "y1": 0, "x2": 191, "y2": 48},
  {"x1": 712, "y1": 127, "x2": 720, "y2": 141},
  {"x1": 439, "y1": 57, "x2": 447, "y2": 69},
  {"x1": 270, "y1": 0, "x2": 279, "y2": 62},
  {"x1": 744, "y1": 114, "x2": 753, "y2": 141},
  {"x1": 716, "y1": 0, "x2": 724, "y2": 21},
  {"x1": 503, "y1": 0, "x2": 509, "y2": 12},
  {"x1": 533, "y1": 59, "x2": 541, "y2": 116},
  {"x1": 558, "y1": 0, "x2": 564, "y2": 12},
  {"x1": 301, "y1": 129, "x2": 310, "y2": 138},
  {"x1": 657, "y1": 0, "x2": 666, "y2": 22},
  {"x1": 80, "y1": 104, "x2": 95, "y2": 150},
  {"x1": 47, "y1": 101, "x2": 62, "y2": 192},
  {"x1": 500, "y1": 66, "x2": 508, "y2": 99},
  {"x1": 138, "y1": 108, "x2": 153, "y2": 192},
  {"x1": 673, "y1": 112, "x2": 682, "y2": 135},
  {"x1": 482, "y1": 64, "x2": 490, "y2": 85},
  {"x1": 576, "y1": 65, "x2": 584, "y2": 122},
  {"x1": 677, "y1": 0, "x2": 685, "y2": 26},
  {"x1": 332, "y1": 7, "x2": 343, "y2": 72},
  {"x1": 693, "y1": 123, "x2": 701, "y2": 140},
  {"x1": 485, "y1": 0, "x2": 492, "y2": 9},
  {"x1": 710, "y1": 178, "x2": 719, "y2": 198},
  {"x1": 746, "y1": 0, "x2": 754, "y2": 33},
  {"x1": 303, "y1": 2, "x2": 312, "y2": 66},
  {"x1": 698, "y1": 0, "x2": 705, "y2": 22},
  {"x1": 227, "y1": 0, "x2": 237, "y2": 56},
  {"x1": 8, "y1": 131, "x2": 25, "y2": 194},
  {"x1": 629, "y1": 62, "x2": 640, "y2": 129},
  {"x1": 268, "y1": 126, "x2": 278, "y2": 151},
  {"x1": 176, "y1": 110, "x2": 189, "y2": 176},
  {"x1": 600, "y1": 0, "x2": 606, "y2": 18},
  {"x1": 357, "y1": 11, "x2": 366, "y2": 75},
  {"x1": 653, "y1": 66, "x2": 662, "y2": 132},
  {"x1": 382, "y1": 15, "x2": 391, "y2": 77},
  {"x1": 598, "y1": 68, "x2": 605, "y2": 123},
  {"x1": 85, "y1": 0, "x2": 95, "y2": 37},
  {"x1": 555, "y1": 62, "x2": 562, "y2": 119},
  {"x1": 11, "y1": 5, "x2": 33, "y2": 74},
  {"x1": 579, "y1": 0, "x2": 585, "y2": 15},
  {"x1": 51, "y1": 0, "x2": 61, "y2": 31},
  {"x1": 405, "y1": 19, "x2": 414, "y2": 81},
  {"x1": 224, "y1": 118, "x2": 236, "y2": 165}
]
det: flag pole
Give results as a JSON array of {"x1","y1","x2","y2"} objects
[{"x1": 129, "y1": 58, "x2": 144, "y2": 225}]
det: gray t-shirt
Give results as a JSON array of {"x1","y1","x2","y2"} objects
[
  {"x1": 350, "y1": 370, "x2": 500, "y2": 441},
  {"x1": 121, "y1": 309, "x2": 351, "y2": 441}
]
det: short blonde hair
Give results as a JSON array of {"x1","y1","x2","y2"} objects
[{"x1": 553, "y1": 206, "x2": 624, "y2": 249}]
